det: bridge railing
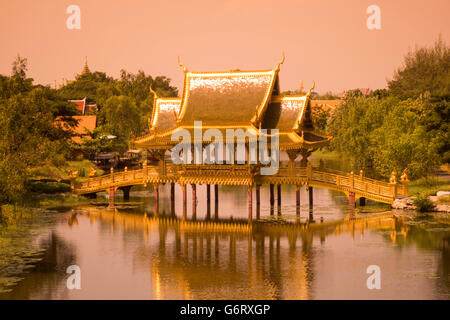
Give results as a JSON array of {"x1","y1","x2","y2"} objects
[{"x1": 73, "y1": 163, "x2": 407, "y2": 200}]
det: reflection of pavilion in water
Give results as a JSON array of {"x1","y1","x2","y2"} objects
[{"x1": 80, "y1": 207, "x2": 409, "y2": 299}]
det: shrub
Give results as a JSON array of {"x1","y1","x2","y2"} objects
[{"x1": 413, "y1": 194, "x2": 435, "y2": 212}]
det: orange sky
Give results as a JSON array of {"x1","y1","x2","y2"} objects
[{"x1": 0, "y1": 0, "x2": 448, "y2": 94}]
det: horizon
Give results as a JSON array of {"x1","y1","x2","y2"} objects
[{"x1": 1, "y1": 0, "x2": 449, "y2": 94}]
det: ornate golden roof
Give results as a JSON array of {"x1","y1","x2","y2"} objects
[
  {"x1": 135, "y1": 61, "x2": 331, "y2": 152},
  {"x1": 149, "y1": 97, "x2": 181, "y2": 133},
  {"x1": 178, "y1": 69, "x2": 278, "y2": 127}
]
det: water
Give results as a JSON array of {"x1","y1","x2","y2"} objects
[{"x1": 0, "y1": 183, "x2": 449, "y2": 300}]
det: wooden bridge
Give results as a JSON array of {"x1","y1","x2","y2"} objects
[{"x1": 71, "y1": 161, "x2": 409, "y2": 220}]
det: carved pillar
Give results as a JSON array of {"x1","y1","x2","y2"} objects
[
  {"x1": 256, "y1": 184, "x2": 261, "y2": 219},
  {"x1": 287, "y1": 150, "x2": 299, "y2": 176},
  {"x1": 300, "y1": 149, "x2": 312, "y2": 167},
  {"x1": 192, "y1": 184, "x2": 197, "y2": 220},
  {"x1": 214, "y1": 184, "x2": 219, "y2": 220},
  {"x1": 181, "y1": 184, "x2": 187, "y2": 220},
  {"x1": 296, "y1": 185, "x2": 301, "y2": 216},
  {"x1": 206, "y1": 184, "x2": 211, "y2": 220},
  {"x1": 270, "y1": 184, "x2": 275, "y2": 207},
  {"x1": 248, "y1": 185, "x2": 253, "y2": 222},
  {"x1": 170, "y1": 183, "x2": 175, "y2": 216},
  {"x1": 154, "y1": 183, "x2": 159, "y2": 215},
  {"x1": 277, "y1": 184, "x2": 281, "y2": 215}
]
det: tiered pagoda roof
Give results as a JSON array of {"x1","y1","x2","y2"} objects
[{"x1": 134, "y1": 59, "x2": 331, "y2": 152}]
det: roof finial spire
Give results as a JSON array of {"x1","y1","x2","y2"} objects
[
  {"x1": 274, "y1": 52, "x2": 285, "y2": 72},
  {"x1": 82, "y1": 56, "x2": 90, "y2": 74},
  {"x1": 177, "y1": 56, "x2": 188, "y2": 73},
  {"x1": 307, "y1": 80, "x2": 315, "y2": 96},
  {"x1": 149, "y1": 85, "x2": 159, "y2": 99}
]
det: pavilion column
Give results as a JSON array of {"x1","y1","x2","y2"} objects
[
  {"x1": 192, "y1": 184, "x2": 197, "y2": 220},
  {"x1": 269, "y1": 184, "x2": 275, "y2": 207},
  {"x1": 256, "y1": 184, "x2": 261, "y2": 220},
  {"x1": 214, "y1": 184, "x2": 219, "y2": 219},
  {"x1": 170, "y1": 183, "x2": 175, "y2": 215},
  {"x1": 277, "y1": 184, "x2": 281, "y2": 215},
  {"x1": 181, "y1": 184, "x2": 187, "y2": 220},
  {"x1": 206, "y1": 184, "x2": 211, "y2": 220},
  {"x1": 108, "y1": 187, "x2": 115, "y2": 209},
  {"x1": 153, "y1": 184, "x2": 159, "y2": 215},
  {"x1": 248, "y1": 185, "x2": 253, "y2": 222},
  {"x1": 296, "y1": 185, "x2": 301, "y2": 216}
]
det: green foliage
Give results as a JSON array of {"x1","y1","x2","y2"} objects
[
  {"x1": 421, "y1": 94, "x2": 450, "y2": 163},
  {"x1": 408, "y1": 176, "x2": 450, "y2": 196},
  {"x1": 329, "y1": 38, "x2": 449, "y2": 180},
  {"x1": 311, "y1": 105, "x2": 331, "y2": 133},
  {"x1": 413, "y1": 194, "x2": 435, "y2": 212},
  {"x1": 26, "y1": 181, "x2": 71, "y2": 194},
  {"x1": 0, "y1": 57, "x2": 78, "y2": 205},
  {"x1": 388, "y1": 36, "x2": 450, "y2": 99},
  {"x1": 98, "y1": 95, "x2": 141, "y2": 140}
]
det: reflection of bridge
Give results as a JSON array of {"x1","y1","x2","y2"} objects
[
  {"x1": 83, "y1": 209, "x2": 408, "y2": 299},
  {"x1": 71, "y1": 162, "x2": 408, "y2": 219}
]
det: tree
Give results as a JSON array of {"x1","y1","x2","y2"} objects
[
  {"x1": 421, "y1": 94, "x2": 450, "y2": 163},
  {"x1": 97, "y1": 95, "x2": 141, "y2": 148},
  {"x1": 388, "y1": 36, "x2": 450, "y2": 99}
]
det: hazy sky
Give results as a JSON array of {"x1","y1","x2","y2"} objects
[{"x1": 1, "y1": 0, "x2": 448, "y2": 94}]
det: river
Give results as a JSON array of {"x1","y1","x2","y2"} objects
[{"x1": 0, "y1": 182, "x2": 449, "y2": 299}]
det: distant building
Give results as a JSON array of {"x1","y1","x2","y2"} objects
[
  {"x1": 69, "y1": 97, "x2": 97, "y2": 115},
  {"x1": 70, "y1": 115, "x2": 97, "y2": 144},
  {"x1": 311, "y1": 100, "x2": 344, "y2": 112}
]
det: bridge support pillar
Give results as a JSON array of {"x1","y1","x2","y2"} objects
[
  {"x1": 192, "y1": 184, "x2": 197, "y2": 220},
  {"x1": 108, "y1": 187, "x2": 115, "y2": 209},
  {"x1": 296, "y1": 185, "x2": 301, "y2": 216},
  {"x1": 122, "y1": 186, "x2": 131, "y2": 200},
  {"x1": 182, "y1": 184, "x2": 187, "y2": 220},
  {"x1": 256, "y1": 184, "x2": 261, "y2": 220},
  {"x1": 359, "y1": 197, "x2": 366, "y2": 206},
  {"x1": 348, "y1": 191, "x2": 356, "y2": 207},
  {"x1": 248, "y1": 186, "x2": 253, "y2": 223},
  {"x1": 277, "y1": 184, "x2": 281, "y2": 215},
  {"x1": 308, "y1": 186, "x2": 314, "y2": 222},
  {"x1": 153, "y1": 184, "x2": 159, "y2": 215}
]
